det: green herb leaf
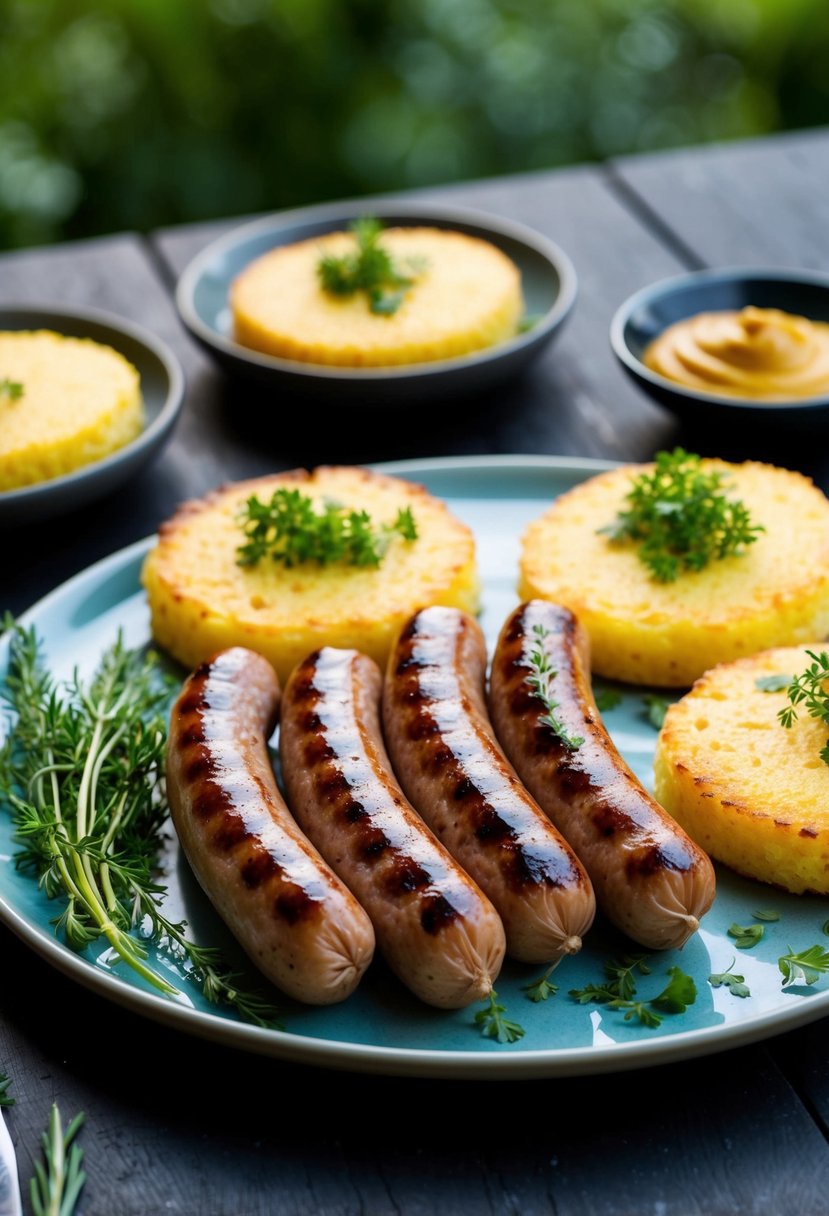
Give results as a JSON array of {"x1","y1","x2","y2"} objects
[
  {"x1": 30, "y1": 1103, "x2": 85, "y2": 1216},
  {"x1": 822, "y1": 919, "x2": 829, "y2": 937},
  {"x1": 651, "y1": 966, "x2": 697, "y2": 1013},
  {"x1": 317, "y1": 217, "x2": 424, "y2": 316},
  {"x1": 522, "y1": 967, "x2": 558, "y2": 1003},
  {"x1": 236, "y1": 488, "x2": 418, "y2": 569},
  {"x1": 599, "y1": 448, "x2": 764, "y2": 582},
  {"x1": 474, "y1": 990, "x2": 525, "y2": 1043},
  {"x1": 778, "y1": 650, "x2": 829, "y2": 766},
  {"x1": 0, "y1": 378, "x2": 23, "y2": 401},
  {"x1": 593, "y1": 682, "x2": 622, "y2": 713},
  {"x1": 643, "y1": 694, "x2": 670, "y2": 730},
  {"x1": 0, "y1": 1072, "x2": 13, "y2": 1107},
  {"x1": 517, "y1": 313, "x2": 544, "y2": 334},
  {"x1": 728, "y1": 922, "x2": 765, "y2": 949},
  {"x1": 778, "y1": 944, "x2": 829, "y2": 988},
  {"x1": 708, "y1": 959, "x2": 751, "y2": 998},
  {"x1": 606, "y1": 999, "x2": 663, "y2": 1028},
  {"x1": 752, "y1": 909, "x2": 780, "y2": 922},
  {"x1": 755, "y1": 674, "x2": 792, "y2": 692},
  {"x1": 524, "y1": 623, "x2": 584, "y2": 751}
]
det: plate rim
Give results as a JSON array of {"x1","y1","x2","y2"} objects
[
  {"x1": 0, "y1": 303, "x2": 186, "y2": 509},
  {"x1": 174, "y1": 200, "x2": 578, "y2": 381},
  {"x1": 4, "y1": 451, "x2": 829, "y2": 1079}
]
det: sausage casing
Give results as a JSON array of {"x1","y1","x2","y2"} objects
[
  {"x1": 383, "y1": 606, "x2": 595, "y2": 964},
  {"x1": 489, "y1": 602, "x2": 716, "y2": 950},
  {"x1": 167, "y1": 647, "x2": 375, "y2": 1005},
  {"x1": 280, "y1": 646, "x2": 506, "y2": 1009}
]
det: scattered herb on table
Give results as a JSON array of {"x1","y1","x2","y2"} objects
[
  {"x1": 0, "y1": 378, "x2": 23, "y2": 401},
  {"x1": 778, "y1": 650, "x2": 829, "y2": 765},
  {"x1": 525, "y1": 624, "x2": 584, "y2": 750},
  {"x1": 593, "y1": 681, "x2": 622, "y2": 713},
  {"x1": 0, "y1": 622, "x2": 281, "y2": 1028},
  {"x1": 317, "y1": 217, "x2": 425, "y2": 316},
  {"x1": 598, "y1": 447, "x2": 764, "y2": 583},
  {"x1": 778, "y1": 945, "x2": 829, "y2": 988},
  {"x1": 474, "y1": 989, "x2": 525, "y2": 1043},
  {"x1": 0, "y1": 1072, "x2": 13, "y2": 1107},
  {"x1": 755, "y1": 674, "x2": 792, "y2": 693},
  {"x1": 643, "y1": 694, "x2": 670, "y2": 730},
  {"x1": 30, "y1": 1103, "x2": 85, "y2": 1216},
  {"x1": 752, "y1": 909, "x2": 780, "y2": 922},
  {"x1": 728, "y1": 923, "x2": 765, "y2": 949},
  {"x1": 522, "y1": 967, "x2": 558, "y2": 1003},
  {"x1": 236, "y1": 489, "x2": 418, "y2": 569},
  {"x1": 708, "y1": 960, "x2": 751, "y2": 998}
]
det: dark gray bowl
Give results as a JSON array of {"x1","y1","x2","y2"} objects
[
  {"x1": 610, "y1": 268, "x2": 829, "y2": 428},
  {"x1": 175, "y1": 200, "x2": 577, "y2": 405},
  {"x1": 0, "y1": 306, "x2": 185, "y2": 526}
]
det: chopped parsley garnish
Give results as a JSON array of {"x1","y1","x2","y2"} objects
[
  {"x1": 727, "y1": 922, "x2": 765, "y2": 949},
  {"x1": 0, "y1": 378, "x2": 23, "y2": 400},
  {"x1": 474, "y1": 989, "x2": 525, "y2": 1043},
  {"x1": 317, "y1": 217, "x2": 425, "y2": 316},
  {"x1": 708, "y1": 960, "x2": 750, "y2": 998},
  {"x1": 778, "y1": 945, "x2": 829, "y2": 988},
  {"x1": 643, "y1": 694, "x2": 670, "y2": 730}
]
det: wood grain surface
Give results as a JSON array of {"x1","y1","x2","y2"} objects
[{"x1": 3, "y1": 132, "x2": 829, "y2": 1215}]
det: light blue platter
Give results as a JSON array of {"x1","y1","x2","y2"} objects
[{"x1": 2, "y1": 454, "x2": 828, "y2": 1079}]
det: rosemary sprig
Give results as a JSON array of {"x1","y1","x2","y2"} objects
[
  {"x1": 0, "y1": 622, "x2": 281, "y2": 1028},
  {"x1": 317, "y1": 217, "x2": 425, "y2": 316},
  {"x1": 525, "y1": 624, "x2": 584, "y2": 751},
  {"x1": 30, "y1": 1103, "x2": 85, "y2": 1216}
]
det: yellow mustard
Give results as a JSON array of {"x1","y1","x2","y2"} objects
[{"x1": 644, "y1": 306, "x2": 829, "y2": 400}]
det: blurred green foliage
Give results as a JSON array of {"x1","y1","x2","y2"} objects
[{"x1": 0, "y1": 0, "x2": 827, "y2": 248}]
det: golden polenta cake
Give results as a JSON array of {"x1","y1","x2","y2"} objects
[
  {"x1": 142, "y1": 465, "x2": 480, "y2": 685},
  {"x1": 654, "y1": 646, "x2": 829, "y2": 894},
  {"x1": 519, "y1": 461, "x2": 829, "y2": 687},
  {"x1": 230, "y1": 228, "x2": 523, "y2": 366},
  {"x1": 0, "y1": 330, "x2": 142, "y2": 490}
]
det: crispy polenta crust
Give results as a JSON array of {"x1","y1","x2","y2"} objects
[
  {"x1": 654, "y1": 647, "x2": 829, "y2": 894},
  {"x1": 230, "y1": 228, "x2": 523, "y2": 367},
  {"x1": 0, "y1": 330, "x2": 142, "y2": 490},
  {"x1": 519, "y1": 461, "x2": 829, "y2": 687},
  {"x1": 142, "y1": 466, "x2": 480, "y2": 684}
]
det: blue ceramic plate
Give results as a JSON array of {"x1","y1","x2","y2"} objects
[
  {"x1": 0, "y1": 306, "x2": 185, "y2": 526},
  {"x1": 2, "y1": 455, "x2": 828, "y2": 1078},
  {"x1": 175, "y1": 202, "x2": 576, "y2": 406}
]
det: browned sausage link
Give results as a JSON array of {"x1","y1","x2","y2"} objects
[
  {"x1": 489, "y1": 602, "x2": 716, "y2": 950},
  {"x1": 383, "y1": 606, "x2": 596, "y2": 964},
  {"x1": 167, "y1": 647, "x2": 375, "y2": 1005},
  {"x1": 280, "y1": 647, "x2": 506, "y2": 1009}
]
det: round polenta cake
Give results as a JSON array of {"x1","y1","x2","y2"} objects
[
  {"x1": 0, "y1": 330, "x2": 143, "y2": 490},
  {"x1": 654, "y1": 646, "x2": 829, "y2": 894},
  {"x1": 142, "y1": 466, "x2": 480, "y2": 685},
  {"x1": 519, "y1": 461, "x2": 829, "y2": 687},
  {"x1": 230, "y1": 228, "x2": 523, "y2": 366}
]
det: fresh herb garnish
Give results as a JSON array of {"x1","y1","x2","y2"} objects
[
  {"x1": 0, "y1": 622, "x2": 281, "y2": 1028},
  {"x1": 728, "y1": 922, "x2": 765, "y2": 949},
  {"x1": 569, "y1": 955, "x2": 695, "y2": 1029},
  {"x1": 651, "y1": 966, "x2": 697, "y2": 1014},
  {"x1": 517, "y1": 313, "x2": 543, "y2": 334},
  {"x1": 30, "y1": 1103, "x2": 85, "y2": 1216},
  {"x1": 525, "y1": 623, "x2": 584, "y2": 751},
  {"x1": 599, "y1": 448, "x2": 764, "y2": 582},
  {"x1": 643, "y1": 694, "x2": 670, "y2": 730},
  {"x1": 0, "y1": 378, "x2": 23, "y2": 401},
  {"x1": 593, "y1": 681, "x2": 622, "y2": 713},
  {"x1": 317, "y1": 217, "x2": 424, "y2": 316},
  {"x1": 823, "y1": 919, "x2": 829, "y2": 937},
  {"x1": 709, "y1": 959, "x2": 751, "y2": 998},
  {"x1": 236, "y1": 489, "x2": 418, "y2": 569},
  {"x1": 522, "y1": 967, "x2": 558, "y2": 1003},
  {"x1": 778, "y1": 945, "x2": 829, "y2": 988},
  {"x1": 778, "y1": 650, "x2": 829, "y2": 765},
  {"x1": 0, "y1": 1072, "x2": 13, "y2": 1107},
  {"x1": 474, "y1": 989, "x2": 525, "y2": 1043},
  {"x1": 752, "y1": 909, "x2": 780, "y2": 922},
  {"x1": 755, "y1": 674, "x2": 792, "y2": 692},
  {"x1": 570, "y1": 954, "x2": 650, "y2": 1005}
]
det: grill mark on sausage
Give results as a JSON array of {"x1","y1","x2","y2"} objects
[
  {"x1": 240, "y1": 851, "x2": 277, "y2": 889},
  {"x1": 420, "y1": 893, "x2": 459, "y2": 934},
  {"x1": 274, "y1": 887, "x2": 318, "y2": 924},
  {"x1": 192, "y1": 784, "x2": 229, "y2": 822},
  {"x1": 625, "y1": 839, "x2": 691, "y2": 879},
  {"x1": 212, "y1": 812, "x2": 250, "y2": 851},
  {"x1": 185, "y1": 751, "x2": 215, "y2": 783}
]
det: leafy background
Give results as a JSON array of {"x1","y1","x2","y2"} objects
[{"x1": 1, "y1": 0, "x2": 827, "y2": 249}]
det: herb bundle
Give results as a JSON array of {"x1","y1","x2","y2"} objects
[
  {"x1": 600, "y1": 448, "x2": 764, "y2": 582},
  {"x1": 317, "y1": 217, "x2": 425, "y2": 316},
  {"x1": 0, "y1": 623, "x2": 280, "y2": 1027}
]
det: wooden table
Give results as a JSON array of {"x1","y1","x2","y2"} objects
[{"x1": 4, "y1": 129, "x2": 829, "y2": 1215}]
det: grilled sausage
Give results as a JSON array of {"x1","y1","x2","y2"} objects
[
  {"x1": 383, "y1": 607, "x2": 595, "y2": 964},
  {"x1": 167, "y1": 647, "x2": 375, "y2": 1005},
  {"x1": 280, "y1": 647, "x2": 506, "y2": 1008},
  {"x1": 489, "y1": 602, "x2": 716, "y2": 949}
]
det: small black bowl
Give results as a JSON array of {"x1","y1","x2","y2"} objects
[
  {"x1": 175, "y1": 200, "x2": 577, "y2": 407},
  {"x1": 610, "y1": 268, "x2": 829, "y2": 428}
]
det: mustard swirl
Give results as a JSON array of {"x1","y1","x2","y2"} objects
[{"x1": 644, "y1": 306, "x2": 829, "y2": 400}]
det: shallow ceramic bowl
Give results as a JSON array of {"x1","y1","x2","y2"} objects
[
  {"x1": 610, "y1": 268, "x2": 829, "y2": 428},
  {"x1": 0, "y1": 306, "x2": 185, "y2": 526},
  {"x1": 175, "y1": 200, "x2": 577, "y2": 405}
]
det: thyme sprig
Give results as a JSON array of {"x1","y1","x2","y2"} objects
[
  {"x1": 525, "y1": 624, "x2": 584, "y2": 751},
  {"x1": 0, "y1": 622, "x2": 281, "y2": 1028},
  {"x1": 778, "y1": 650, "x2": 829, "y2": 765}
]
